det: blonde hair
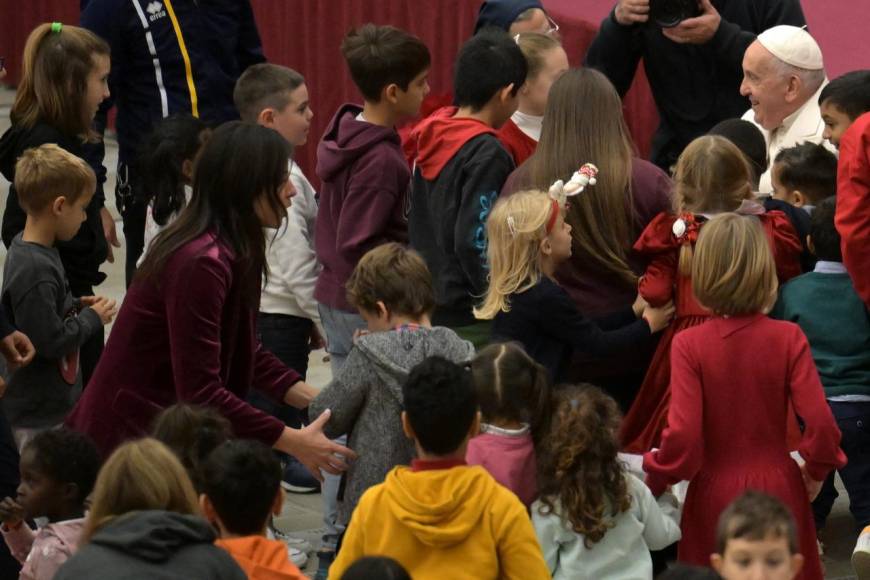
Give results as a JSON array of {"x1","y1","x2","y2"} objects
[
  {"x1": 515, "y1": 32, "x2": 562, "y2": 80},
  {"x1": 82, "y1": 438, "x2": 200, "y2": 543},
  {"x1": 14, "y1": 143, "x2": 95, "y2": 213},
  {"x1": 12, "y1": 23, "x2": 110, "y2": 139},
  {"x1": 475, "y1": 190, "x2": 556, "y2": 320},
  {"x1": 673, "y1": 135, "x2": 755, "y2": 275},
  {"x1": 692, "y1": 213, "x2": 778, "y2": 316},
  {"x1": 527, "y1": 68, "x2": 638, "y2": 287}
]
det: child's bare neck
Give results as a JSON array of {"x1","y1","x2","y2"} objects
[
  {"x1": 21, "y1": 216, "x2": 56, "y2": 248},
  {"x1": 390, "y1": 313, "x2": 432, "y2": 328},
  {"x1": 361, "y1": 101, "x2": 400, "y2": 128},
  {"x1": 454, "y1": 106, "x2": 497, "y2": 128},
  {"x1": 486, "y1": 418, "x2": 524, "y2": 430}
]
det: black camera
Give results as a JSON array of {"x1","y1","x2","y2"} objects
[{"x1": 650, "y1": 0, "x2": 701, "y2": 28}]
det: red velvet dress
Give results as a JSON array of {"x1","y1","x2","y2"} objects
[
  {"x1": 621, "y1": 210, "x2": 802, "y2": 453},
  {"x1": 642, "y1": 315, "x2": 846, "y2": 579}
]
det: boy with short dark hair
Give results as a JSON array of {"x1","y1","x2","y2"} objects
[
  {"x1": 1, "y1": 144, "x2": 116, "y2": 445},
  {"x1": 772, "y1": 197, "x2": 870, "y2": 572},
  {"x1": 309, "y1": 243, "x2": 474, "y2": 532},
  {"x1": 711, "y1": 491, "x2": 803, "y2": 580},
  {"x1": 409, "y1": 29, "x2": 527, "y2": 347},
  {"x1": 819, "y1": 70, "x2": 870, "y2": 148},
  {"x1": 770, "y1": 142, "x2": 838, "y2": 212},
  {"x1": 315, "y1": 24, "x2": 431, "y2": 375},
  {"x1": 328, "y1": 356, "x2": 549, "y2": 580},
  {"x1": 199, "y1": 440, "x2": 305, "y2": 580}
]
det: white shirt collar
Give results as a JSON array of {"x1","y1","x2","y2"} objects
[
  {"x1": 511, "y1": 110, "x2": 543, "y2": 142},
  {"x1": 813, "y1": 260, "x2": 847, "y2": 274}
]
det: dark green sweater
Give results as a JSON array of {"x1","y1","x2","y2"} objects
[{"x1": 772, "y1": 268, "x2": 870, "y2": 397}]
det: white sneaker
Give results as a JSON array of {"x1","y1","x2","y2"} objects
[
  {"x1": 287, "y1": 546, "x2": 308, "y2": 568},
  {"x1": 270, "y1": 526, "x2": 313, "y2": 558},
  {"x1": 853, "y1": 526, "x2": 870, "y2": 579}
]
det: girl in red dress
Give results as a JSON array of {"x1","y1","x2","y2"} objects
[
  {"x1": 621, "y1": 136, "x2": 802, "y2": 453},
  {"x1": 642, "y1": 213, "x2": 845, "y2": 579}
]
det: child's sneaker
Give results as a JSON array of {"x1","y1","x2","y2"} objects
[
  {"x1": 266, "y1": 525, "x2": 311, "y2": 567},
  {"x1": 853, "y1": 526, "x2": 870, "y2": 579}
]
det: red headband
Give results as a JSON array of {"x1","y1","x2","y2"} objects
[{"x1": 545, "y1": 199, "x2": 560, "y2": 234}]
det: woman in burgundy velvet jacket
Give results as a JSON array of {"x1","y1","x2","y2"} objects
[{"x1": 66, "y1": 122, "x2": 352, "y2": 477}]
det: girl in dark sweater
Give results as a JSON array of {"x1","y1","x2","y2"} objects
[{"x1": 475, "y1": 187, "x2": 673, "y2": 384}]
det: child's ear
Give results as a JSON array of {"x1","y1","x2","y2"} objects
[
  {"x1": 62, "y1": 483, "x2": 79, "y2": 505},
  {"x1": 383, "y1": 83, "x2": 400, "y2": 105},
  {"x1": 256, "y1": 107, "x2": 275, "y2": 128},
  {"x1": 498, "y1": 84, "x2": 516, "y2": 105},
  {"x1": 806, "y1": 235, "x2": 815, "y2": 254},
  {"x1": 199, "y1": 493, "x2": 218, "y2": 524},
  {"x1": 710, "y1": 553, "x2": 724, "y2": 574},
  {"x1": 401, "y1": 411, "x2": 415, "y2": 440},
  {"x1": 790, "y1": 553, "x2": 804, "y2": 578},
  {"x1": 792, "y1": 190, "x2": 806, "y2": 207},
  {"x1": 468, "y1": 411, "x2": 482, "y2": 438},
  {"x1": 51, "y1": 196, "x2": 67, "y2": 216},
  {"x1": 181, "y1": 158, "x2": 195, "y2": 184},
  {"x1": 376, "y1": 301, "x2": 390, "y2": 322},
  {"x1": 540, "y1": 236, "x2": 553, "y2": 257},
  {"x1": 271, "y1": 488, "x2": 284, "y2": 516}
]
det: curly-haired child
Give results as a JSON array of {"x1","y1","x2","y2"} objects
[{"x1": 533, "y1": 384, "x2": 681, "y2": 579}]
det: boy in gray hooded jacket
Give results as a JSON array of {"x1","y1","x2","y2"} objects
[{"x1": 310, "y1": 243, "x2": 475, "y2": 527}]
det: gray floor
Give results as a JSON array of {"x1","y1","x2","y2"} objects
[{"x1": 0, "y1": 86, "x2": 861, "y2": 578}]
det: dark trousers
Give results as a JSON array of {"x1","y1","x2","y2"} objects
[
  {"x1": 69, "y1": 282, "x2": 103, "y2": 388},
  {"x1": 116, "y1": 162, "x2": 147, "y2": 288},
  {"x1": 248, "y1": 313, "x2": 313, "y2": 428},
  {"x1": 0, "y1": 404, "x2": 22, "y2": 577},
  {"x1": 812, "y1": 400, "x2": 870, "y2": 531}
]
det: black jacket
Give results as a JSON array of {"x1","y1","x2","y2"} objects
[
  {"x1": 492, "y1": 277, "x2": 652, "y2": 383},
  {"x1": 585, "y1": 0, "x2": 806, "y2": 169},
  {"x1": 54, "y1": 510, "x2": 245, "y2": 580},
  {"x1": 79, "y1": 0, "x2": 265, "y2": 195},
  {"x1": 0, "y1": 122, "x2": 108, "y2": 292},
  {"x1": 409, "y1": 123, "x2": 514, "y2": 327}
]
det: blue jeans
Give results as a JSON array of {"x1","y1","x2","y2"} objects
[
  {"x1": 317, "y1": 304, "x2": 366, "y2": 551},
  {"x1": 812, "y1": 401, "x2": 870, "y2": 530}
]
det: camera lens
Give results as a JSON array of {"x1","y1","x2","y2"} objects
[{"x1": 650, "y1": 0, "x2": 701, "y2": 28}]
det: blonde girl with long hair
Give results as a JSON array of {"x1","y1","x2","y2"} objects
[
  {"x1": 621, "y1": 136, "x2": 803, "y2": 453},
  {"x1": 0, "y1": 22, "x2": 115, "y2": 386},
  {"x1": 496, "y1": 32, "x2": 568, "y2": 166},
  {"x1": 54, "y1": 438, "x2": 244, "y2": 579},
  {"x1": 643, "y1": 213, "x2": 844, "y2": 579},
  {"x1": 476, "y1": 189, "x2": 672, "y2": 384}
]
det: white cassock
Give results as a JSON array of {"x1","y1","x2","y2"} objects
[{"x1": 742, "y1": 81, "x2": 836, "y2": 195}]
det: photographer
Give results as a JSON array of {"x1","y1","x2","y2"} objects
[{"x1": 585, "y1": 0, "x2": 806, "y2": 170}]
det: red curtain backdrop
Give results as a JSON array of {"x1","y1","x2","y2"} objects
[{"x1": 1, "y1": 1, "x2": 868, "y2": 184}]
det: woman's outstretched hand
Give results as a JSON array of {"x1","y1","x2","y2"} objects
[{"x1": 276, "y1": 409, "x2": 356, "y2": 481}]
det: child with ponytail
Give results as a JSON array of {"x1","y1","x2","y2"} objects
[
  {"x1": 0, "y1": 22, "x2": 113, "y2": 385},
  {"x1": 476, "y1": 186, "x2": 673, "y2": 384},
  {"x1": 468, "y1": 342, "x2": 550, "y2": 507},
  {"x1": 621, "y1": 135, "x2": 802, "y2": 453}
]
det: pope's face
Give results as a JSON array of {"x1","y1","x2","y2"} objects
[{"x1": 740, "y1": 42, "x2": 797, "y2": 131}]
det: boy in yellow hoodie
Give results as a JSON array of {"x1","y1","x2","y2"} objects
[
  {"x1": 199, "y1": 440, "x2": 306, "y2": 580},
  {"x1": 329, "y1": 356, "x2": 550, "y2": 579}
]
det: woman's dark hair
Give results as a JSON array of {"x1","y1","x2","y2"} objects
[
  {"x1": 136, "y1": 114, "x2": 210, "y2": 226},
  {"x1": 341, "y1": 556, "x2": 411, "y2": 580},
  {"x1": 152, "y1": 404, "x2": 233, "y2": 491},
  {"x1": 136, "y1": 121, "x2": 292, "y2": 301},
  {"x1": 471, "y1": 342, "x2": 550, "y2": 443},
  {"x1": 536, "y1": 384, "x2": 631, "y2": 548},
  {"x1": 24, "y1": 429, "x2": 101, "y2": 504}
]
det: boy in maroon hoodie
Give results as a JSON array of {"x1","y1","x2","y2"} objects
[
  {"x1": 312, "y1": 24, "x2": 430, "y2": 578},
  {"x1": 409, "y1": 30, "x2": 527, "y2": 347},
  {"x1": 314, "y1": 24, "x2": 431, "y2": 375}
]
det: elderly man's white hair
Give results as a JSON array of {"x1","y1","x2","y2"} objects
[{"x1": 770, "y1": 59, "x2": 826, "y2": 94}]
